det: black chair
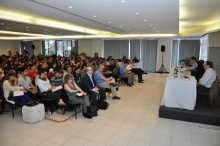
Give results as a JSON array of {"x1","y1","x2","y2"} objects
[
  {"x1": 62, "y1": 88, "x2": 81, "y2": 119},
  {"x1": 197, "y1": 77, "x2": 219, "y2": 108},
  {"x1": 37, "y1": 86, "x2": 56, "y2": 113},
  {"x1": 0, "y1": 82, "x2": 19, "y2": 118}
]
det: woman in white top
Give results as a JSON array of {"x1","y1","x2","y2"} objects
[
  {"x1": 37, "y1": 69, "x2": 65, "y2": 114},
  {"x1": 3, "y1": 71, "x2": 32, "y2": 107}
]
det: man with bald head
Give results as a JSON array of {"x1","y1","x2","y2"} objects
[
  {"x1": 94, "y1": 65, "x2": 120, "y2": 99},
  {"x1": 81, "y1": 67, "x2": 106, "y2": 107}
]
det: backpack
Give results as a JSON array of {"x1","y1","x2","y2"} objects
[{"x1": 97, "y1": 100, "x2": 109, "y2": 110}]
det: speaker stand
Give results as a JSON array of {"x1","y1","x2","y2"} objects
[{"x1": 158, "y1": 52, "x2": 167, "y2": 73}]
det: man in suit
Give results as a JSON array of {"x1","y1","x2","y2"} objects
[{"x1": 81, "y1": 67, "x2": 106, "y2": 106}]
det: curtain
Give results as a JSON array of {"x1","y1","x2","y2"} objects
[
  {"x1": 104, "y1": 40, "x2": 129, "y2": 59},
  {"x1": 141, "y1": 40, "x2": 158, "y2": 72},
  {"x1": 130, "y1": 40, "x2": 140, "y2": 60},
  {"x1": 179, "y1": 40, "x2": 200, "y2": 61},
  {"x1": 171, "y1": 40, "x2": 179, "y2": 67}
]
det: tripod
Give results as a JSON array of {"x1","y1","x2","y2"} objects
[{"x1": 158, "y1": 52, "x2": 167, "y2": 73}]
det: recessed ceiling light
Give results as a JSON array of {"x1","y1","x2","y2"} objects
[
  {"x1": 121, "y1": 0, "x2": 126, "y2": 3},
  {"x1": 68, "y1": 6, "x2": 73, "y2": 8},
  {"x1": 60, "y1": 31, "x2": 62, "y2": 33},
  {"x1": 93, "y1": 15, "x2": 96, "y2": 18},
  {"x1": 0, "y1": 23, "x2": 4, "y2": 25},
  {"x1": 109, "y1": 22, "x2": 111, "y2": 23},
  {"x1": 56, "y1": 34, "x2": 58, "y2": 35},
  {"x1": 27, "y1": 30, "x2": 29, "y2": 31},
  {"x1": 26, "y1": 26, "x2": 28, "y2": 28},
  {"x1": 6, "y1": 28, "x2": 9, "y2": 29},
  {"x1": 149, "y1": 25, "x2": 152, "y2": 26},
  {"x1": 144, "y1": 20, "x2": 147, "y2": 22},
  {"x1": 135, "y1": 12, "x2": 139, "y2": 15},
  {"x1": 127, "y1": 29, "x2": 130, "y2": 30},
  {"x1": 45, "y1": 29, "x2": 47, "y2": 31},
  {"x1": 154, "y1": 28, "x2": 156, "y2": 29},
  {"x1": 119, "y1": 26, "x2": 122, "y2": 28},
  {"x1": 157, "y1": 31, "x2": 159, "y2": 32}
]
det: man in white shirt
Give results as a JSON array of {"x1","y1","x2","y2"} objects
[
  {"x1": 126, "y1": 60, "x2": 144, "y2": 83},
  {"x1": 197, "y1": 61, "x2": 216, "y2": 93}
]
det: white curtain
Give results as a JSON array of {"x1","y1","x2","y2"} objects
[
  {"x1": 171, "y1": 40, "x2": 179, "y2": 67},
  {"x1": 141, "y1": 40, "x2": 158, "y2": 72},
  {"x1": 130, "y1": 40, "x2": 140, "y2": 60},
  {"x1": 104, "y1": 40, "x2": 129, "y2": 59},
  {"x1": 179, "y1": 40, "x2": 200, "y2": 61}
]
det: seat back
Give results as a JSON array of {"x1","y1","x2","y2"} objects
[{"x1": 209, "y1": 76, "x2": 219, "y2": 107}]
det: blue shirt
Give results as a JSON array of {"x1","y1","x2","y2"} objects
[
  {"x1": 94, "y1": 70, "x2": 104, "y2": 87},
  {"x1": 120, "y1": 65, "x2": 126, "y2": 75}
]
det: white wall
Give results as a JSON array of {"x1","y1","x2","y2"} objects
[
  {"x1": 0, "y1": 40, "x2": 21, "y2": 55},
  {"x1": 156, "y1": 38, "x2": 172, "y2": 72},
  {"x1": 209, "y1": 31, "x2": 220, "y2": 47},
  {"x1": 78, "y1": 39, "x2": 103, "y2": 57}
]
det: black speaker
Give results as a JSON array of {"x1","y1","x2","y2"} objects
[
  {"x1": 161, "y1": 45, "x2": 165, "y2": 52},
  {"x1": 32, "y1": 45, "x2": 35, "y2": 50}
]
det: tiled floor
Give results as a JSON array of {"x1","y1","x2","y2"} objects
[{"x1": 0, "y1": 74, "x2": 220, "y2": 146}]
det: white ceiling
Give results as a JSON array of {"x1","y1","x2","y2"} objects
[{"x1": 0, "y1": 0, "x2": 220, "y2": 39}]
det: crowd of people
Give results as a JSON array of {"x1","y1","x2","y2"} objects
[{"x1": 0, "y1": 51, "x2": 145, "y2": 118}]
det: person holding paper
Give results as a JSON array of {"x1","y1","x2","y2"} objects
[
  {"x1": 3, "y1": 71, "x2": 32, "y2": 107},
  {"x1": 37, "y1": 69, "x2": 65, "y2": 114},
  {"x1": 64, "y1": 74, "x2": 94, "y2": 119},
  {"x1": 81, "y1": 67, "x2": 106, "y2": 107}
]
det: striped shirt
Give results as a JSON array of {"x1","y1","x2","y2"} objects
[{"x1": 50, "y1": 75, "x2": 63, "y2": 86}]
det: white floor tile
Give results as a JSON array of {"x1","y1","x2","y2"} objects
[
  {"x1": 91, "y1": 131, "x2": 113, "y2": 144},
  {"x1": 75, "y1": 128, "x2": 97, "y2": 139},
  {"x1": 151, "y1": 133, "x2": 172, "y2": 146},
  {"x1": 108, "y1": 135, "x2": 131, "y2": 146},
  {"x1": 84, "y1": 140, "x2": 106, "y2": 146},
  {"x1": 63, "y1": 136, "x2": 88, "y2": 146},
  {"x1": 38, "y1": 141, "x2": 61, "y2": 146},
  {"x1": 47, "y1": 132, "x2": 71, "y2": 145},
  {"x1": 172, "y1": 137, "x2": 192, "y2": 146},
  {"x1": 128, "y1": 139, "x2": 150, "y2": 146}
]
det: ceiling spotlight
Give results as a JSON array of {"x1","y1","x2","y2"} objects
[
  {"x1": 68, "y1": 6, "x2": 73, "y2": 8},
  {"x1": 119, "y1": 26, "x2": 122, "y2": 28},
  {"x1": 26, "y1": 26, "x2": 28, "y2": 28},
  {"x1": 93, "y1": 15, "x2": 96, "y2": 18},
  {"x1": 0, "y1": 23, "x2": 4, "y2": 25},
  {"x1": 154, "y1": 28, "x2": 156, "y2": 29},
  {"x1": 135, "y1": 12, "x2": 139, "y2": 15},
  {"x1": 6, "y1": 28, "x2": 9, "y2": 29},
  {"x1": 144, "y1": 20, "x2": 147, "y2": 22},
  {"x1": 60, "y1": 31, "x2": 62, "y2": 33},
  {"x1": 121, "y1": 0, "x2": 126, "y2": 3},
  {"x1": 157, "y1": 31, "x2": 159, "y2": 32},
  {"x1": 45, "y1": 29, "x2": 47, "y2": 31},
  {"x1": 149, "y1": 25, "x2": 152, "y2": 26},
  {"x1": 27, "y1": 30, "x2": 29, "y2": 32},
  {"x1": 127, "y1": 29, "x2": 130, "y2": 30},
  {"x1": 109, "y1": 22, "x2": 111, "y2": 23}
]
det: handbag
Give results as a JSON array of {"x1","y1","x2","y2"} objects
[{"x1": 26, "y1": 101, "x2": 39, "y2": 107}]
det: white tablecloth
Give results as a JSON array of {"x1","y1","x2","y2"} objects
[
  {"x1": 161, "y1": 74, "x2": 197, "y2": 110},
  {"x1": 22, "y1": 103, "x2": 45, "y2": 123}
]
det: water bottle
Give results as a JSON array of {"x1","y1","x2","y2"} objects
[{"x1": 47, "y1": 110, "x2": 51, "y2": 117}]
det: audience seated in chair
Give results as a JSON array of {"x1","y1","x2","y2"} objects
[
  {"x1": 120, "y1": 61, "x2": 134, "y2": 87},
  {"x1": 64, "y1": 74, "x2": 94, "y2": 119},
  {"x1": 94, "y1": 65, "x2": 120, "y2": 99},
  {"x1": 37, "y1": 69, "x2": 65, "y2": 114},
  {"x1": 126, "y1": 60, "x2": 144, "y2": 83},
  {"x1": 3, "y1": 71, "x2": 32, "y2": 107},
  {"x1": 81, "y1": 67, "x2": 106, "y2": 108},
  {"x1": 18, "y1": 68, "x2": 38, "y2": 101}
]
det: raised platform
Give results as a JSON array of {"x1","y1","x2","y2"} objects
[{"x1": 159, "y1": 97, "x2": 220, "y2": 126}]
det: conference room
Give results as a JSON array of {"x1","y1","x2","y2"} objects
[{"x1": 0, "y1": 0, "x2": 220, "y2": 146}]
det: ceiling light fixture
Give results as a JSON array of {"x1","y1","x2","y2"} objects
[
  {"x1": 127, "y1": 29, "x2": 130, "y2": 30},
  {"x1": 154, "y1": 28, "x2": 156, "y2": 29},
  {"x1": 109, "y1": 22, "x2": 111, "y2": 23},
  {"x1": 144, "y1": 20, "x2": 147, "y2": 22},
  {"x1": 149, "y1": 25, "x2": 152, "y2": 26},
  {"x1": 121, "y1": 0, "x2": 126, "y2": 3},
  {"x1": 68, "y1": 6, "x2": 73, "y2": 9},
  {"x1": 27, "y1": 30, "x2": 29, "y2": 31},
  {"x1": 119, "y1": 26, "x2": 122, "y2": 28},
  {"x1": 93, "y1": 15, "x2": 96, "y2": 18},
  {"x1": 6, "y1": 28, "x2": 9, "y2": 29},
  {"x1": 135, "y1": 12, "x2": 139, "y2": 15},
  {"x1": 26, "y1": 26, "x2": 28, "y2": 28},
  {"x1": 0, "y1": 23, "x2": 4, "y2": 25}
]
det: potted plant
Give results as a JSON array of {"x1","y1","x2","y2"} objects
[{"x1": 180, "y1": 58, "x2": 191, "y2": 66}]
